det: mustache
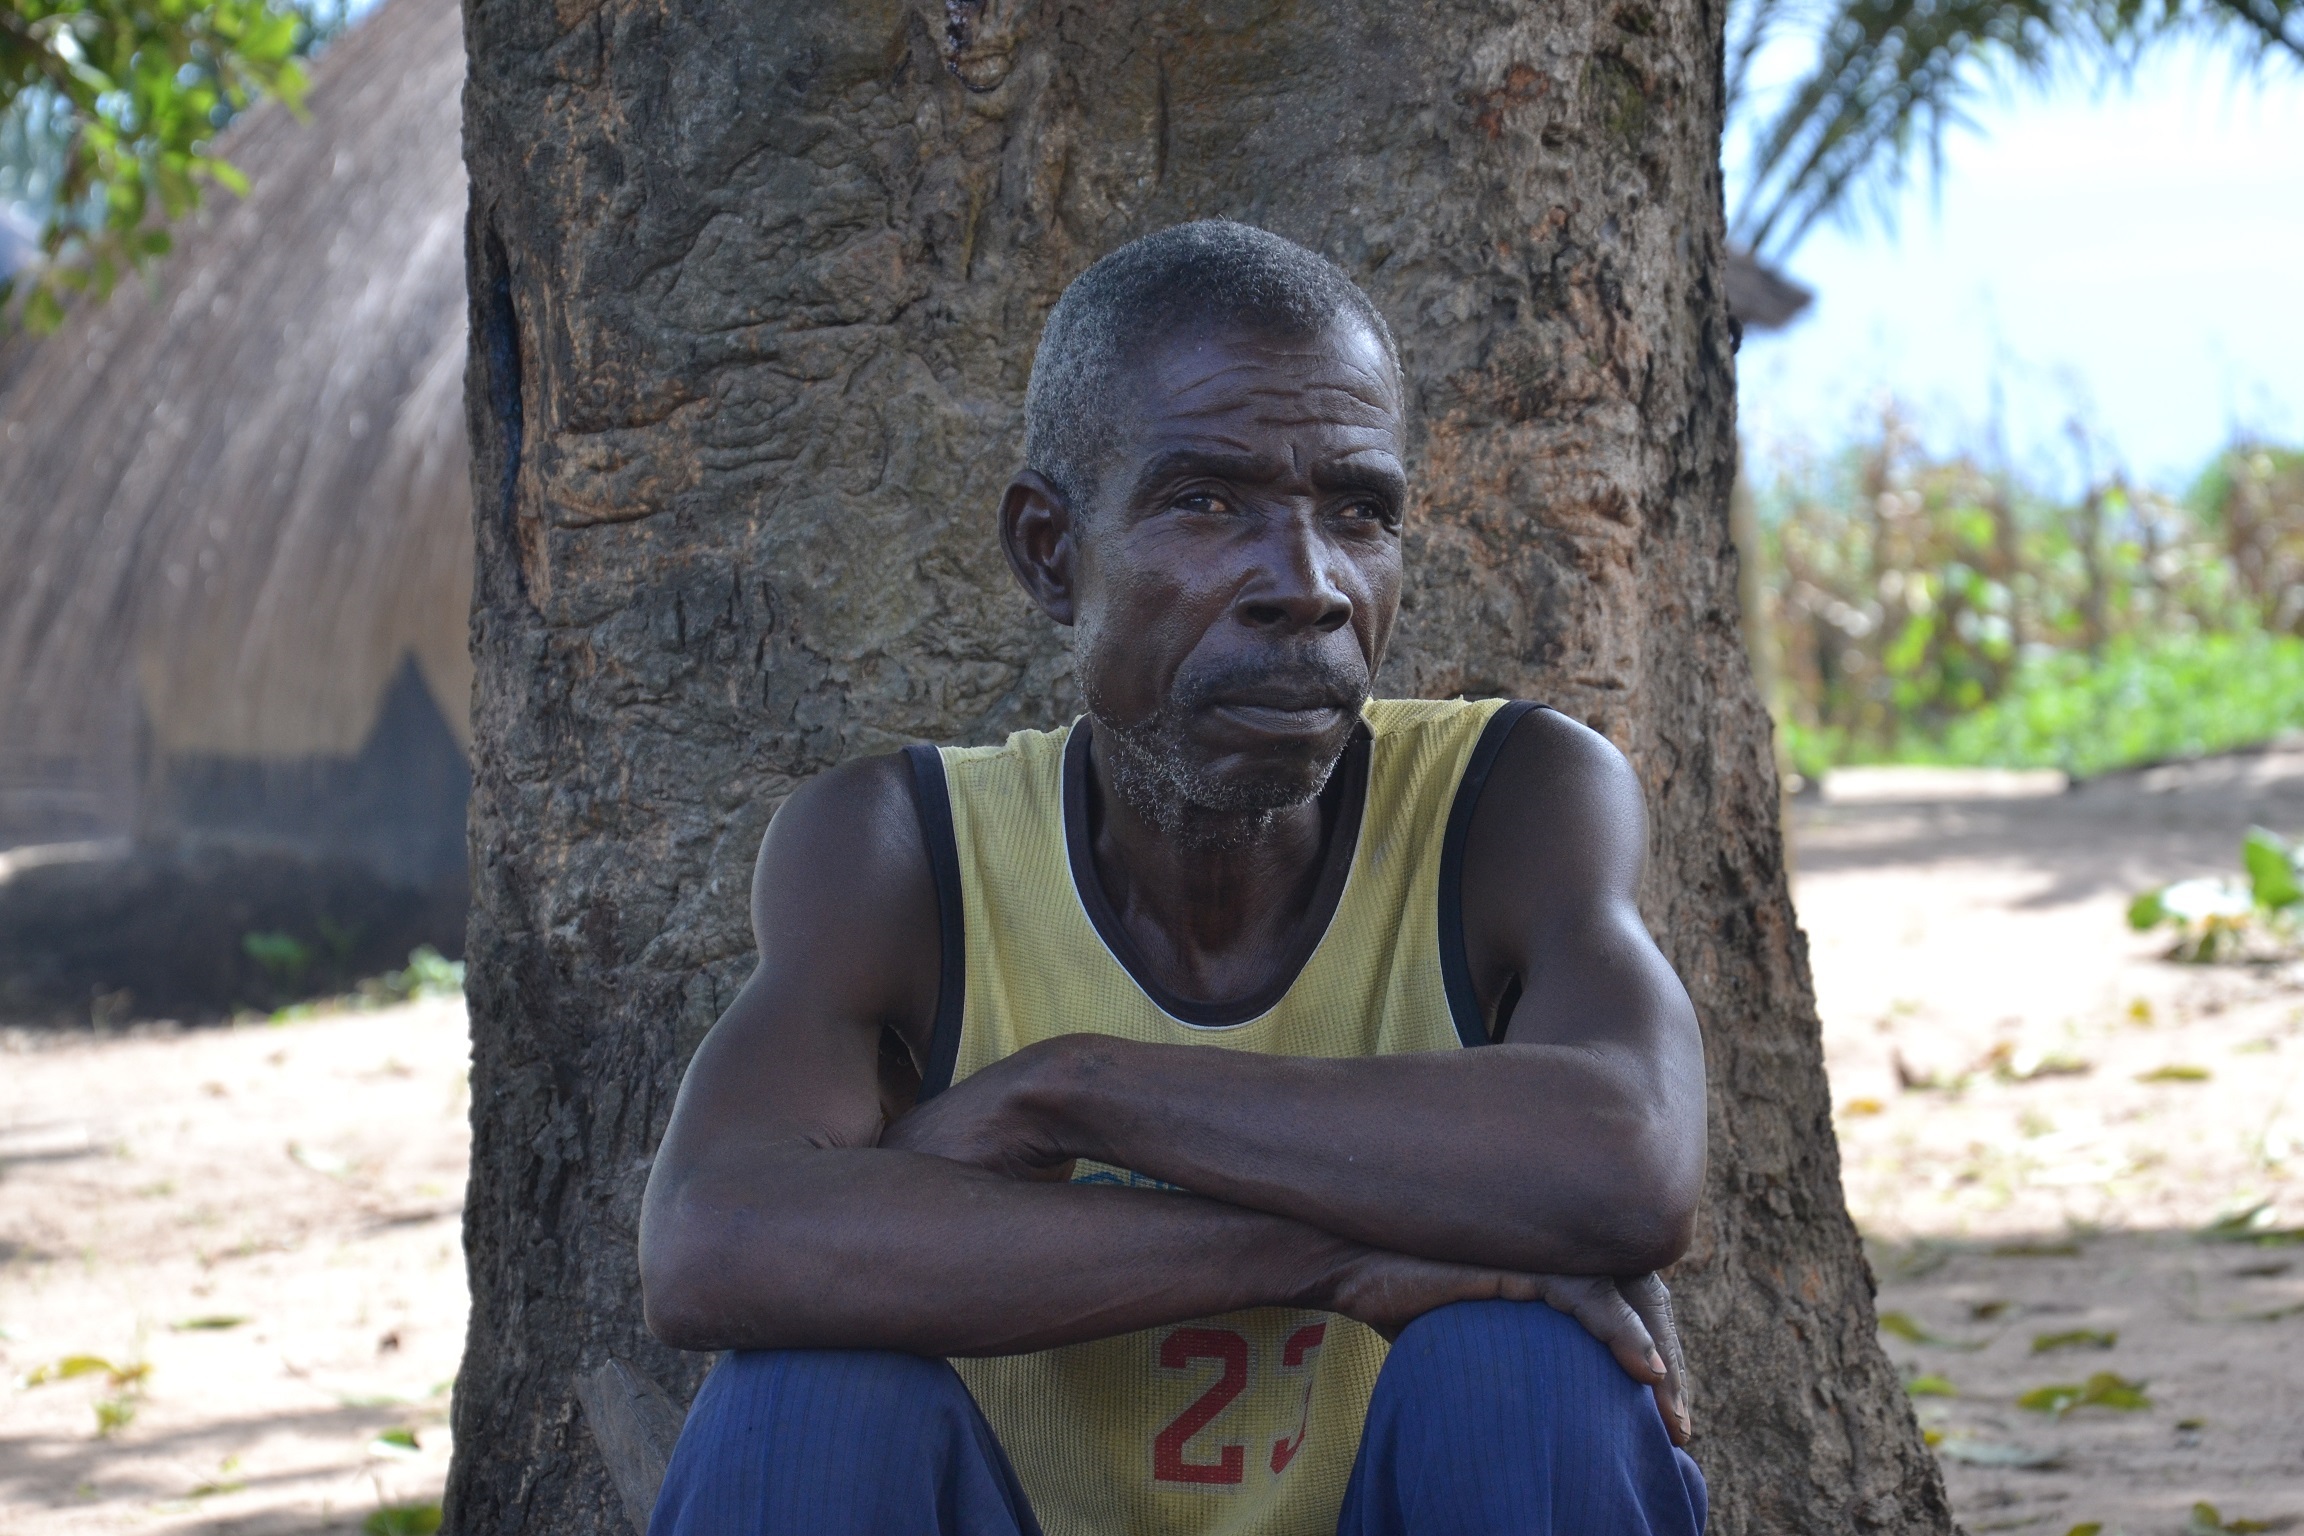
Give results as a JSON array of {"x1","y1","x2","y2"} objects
[{"x1": 1169, "y1": 644, "x2": 1370, "y2": 715}]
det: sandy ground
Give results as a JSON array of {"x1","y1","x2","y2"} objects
[
  {"x1": 0, "y1": 999, "x2": 468, "y2": 1534},
  {"x1": 1806, "y1": 749, "x2": 2304, "y2": 1534},
  {"x1": 5, "y1": 749, "x2": 2304, "y2": 1534}
]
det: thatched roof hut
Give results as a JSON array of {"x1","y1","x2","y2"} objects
[
  {"x1": 1725, "y1": 248, "x2": 1812, "y2": 332},
  {"x1": 0, "y1": 0, "x2": 470, "y2": 1016}
]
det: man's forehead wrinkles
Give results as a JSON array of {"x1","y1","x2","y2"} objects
[
  {"x1": 1160, "y1": 355, "x2": 1280, "y2": 395},
  {"x1": 1153, "y1": 404, "x2": 1394, "y2": 440},
  {"x1": 1123, "y1": 440, "x2": 1405, "y2": 502},
  {"x1": 1152, "y1": 387, "x2": 1399, "y2": 437}
]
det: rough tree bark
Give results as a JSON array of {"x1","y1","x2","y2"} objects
[{"x1": 449, "y1": 0, "x2": 1954, "y2": 1531}]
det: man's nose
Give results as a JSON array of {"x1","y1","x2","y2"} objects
[{"x1": 1235, "y1": 512, "x2": 1352, "y2": 635}]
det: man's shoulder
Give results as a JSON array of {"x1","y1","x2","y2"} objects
[
  {"x1": 1484, "y1": 704, "x2": 1631, "y2": 795},
  {"x1": 1465, "y1": 704, "x2": 1643, "y2": 894},
  {"x1": 747, "y1": 750, "x2": 941, "y2": 978},
  {"x1": 754, "y1": 752, "x2": 926, "y2": 905}
]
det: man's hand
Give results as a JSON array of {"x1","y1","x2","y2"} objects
[
  {"x1": 1324, "y1": 1252, "x2": 1688, "y2": 1445},
  {"x1": 877, "y1": 1044, "x2": 1076, "y2": 1181},
  {"x1": 1529, "y1": 1273, "x2": 1691, "y2": 1446}
]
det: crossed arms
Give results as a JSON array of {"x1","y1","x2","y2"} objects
[{"x1": 638, "y1": 708, "x2": 1707, "y2": 1436}]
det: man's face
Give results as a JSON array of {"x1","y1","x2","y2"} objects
[{"x1": 1061, "y1": 318, "x2": 1406, "y2": 827}]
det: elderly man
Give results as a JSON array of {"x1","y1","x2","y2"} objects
[{"x1": 639, "y1": 221, "x2": 1709, "y2": 1536}]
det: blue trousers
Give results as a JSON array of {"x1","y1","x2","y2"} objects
[{"x1": 651, "y1": 1300, "x2": 1708, "y2": 1535}]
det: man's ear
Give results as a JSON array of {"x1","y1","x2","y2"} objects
[{"x1": 999, "y1": 470, "x2": 1079, "y2": 627}]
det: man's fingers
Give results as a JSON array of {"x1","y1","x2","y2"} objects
[
  {"x1": 1616, "y1": 1273, "x2": 1692, "y2": 1445},
  {"x1": 1534, "y1": 1275, "x2": 1660, "y2": 1385}
]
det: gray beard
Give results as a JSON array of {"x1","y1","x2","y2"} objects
[{"x1": 1079, "y1": 659, "x2": 1351, "y2": 854}]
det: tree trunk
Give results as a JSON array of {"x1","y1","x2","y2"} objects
[{"x1": 449, "y1": 1, "x2": 1953, "y2": 1531}]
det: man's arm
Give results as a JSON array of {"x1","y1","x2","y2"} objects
[
  {"x1": 637, "y1": 755, "x2": 1557, "y2": 1357},
  {"x1": 881, "y1": 709, "x2": 1707, "y2": 1279}
]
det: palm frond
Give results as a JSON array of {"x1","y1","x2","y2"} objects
[{"x1": 1729, "y1": 0, "x2": 2304, "y2": 262}]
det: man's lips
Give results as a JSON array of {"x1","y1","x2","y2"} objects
[{"x1": 1205, "y1": 698, "x2": 1355, "y2": 735}]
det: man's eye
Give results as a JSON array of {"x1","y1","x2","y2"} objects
[
  {"x1": 1342, "y1": 499, "x2": 1395, "y2": 526},
  {"x1": 1173, "y1": 491, "x2": 1232, "y2": 514}
]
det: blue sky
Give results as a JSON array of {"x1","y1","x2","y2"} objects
[{"x1": 1733, "y1": 42, "x2": 2304, "y2": 494}]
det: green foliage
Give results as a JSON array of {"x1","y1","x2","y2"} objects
[
  {"x1": 2190, "y1": 1502, "x2": 2277, "y2": 1535},
  {"x1": 0, "y1": 0, "x2": 323, "y2": 329},
  {"x1": 2031, "y1": 1328, "x2": 2117, "y2": 1352},
  {"x1": 18, "y1": 1352, "x2": 133, "y2": 1385},
  {"x1": 2243, "y1": 823, "x2": 2304, "y2": 909},
  {"x1": 247, "y1": 944, "x2": 464, "y2": 1020},
  {"x1": 363, "y1": 1502, "x2": 442, "y2": 1536},
  {"x1": 358, "y1": 944, "x2": 463, "y2": 1005},
  {"x1": 366, "y1": 1424, "x2": 421, "y2": 1456},
  {"x1": 15, "y1": 1352, "x2": 150, "y2": 1435},
  {"x1": 242, "y1": 928, "x2": 312, "y2": 990},
  {"x1": 2016, "y1": 1370, "x2": 2151, "y2": 1414},
  {"x1": 2130, "y1": 826, "x2": 2304, "y2": 961},
  {"x1": 1878, "y1": 1310, "x2": 1987, "y2": 1349},
  {"x1": 1758, "y1": 418, "x2": 2304, "y2": 780}
]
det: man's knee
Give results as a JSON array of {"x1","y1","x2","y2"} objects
[
  {"x1": 1386, "y1": 1296, "x2": 1625, "y2": 1401},
  {"x1": 1350, "y1": 1301, "x2": 1705, "y2": 1534},
  {"x1": 687, "y1": 1347, "x2": 970, "y2": 1434},
  {"x1": 653, "y1": 1350, "x2": 1028, "y2": 1536}
]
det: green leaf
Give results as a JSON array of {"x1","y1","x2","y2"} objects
[
  {"x1": 2030, "y1": 1328, "x2": 2117, "y2": 1353},
  {"x1": 2019, "y1": 1372, "x2": 2149, "y2": 1415},
  {"x1": 2, "y1": 0, "x2": 325, "y2": 332},
  {"x1": 367, "y1": 1426, "x2": 422, "y2": 1456},
  {"x1": 1878, "y1": 1311, "x2": 1986, "y2": 1349},
  {"x1": 95, "y1": 1394, "x2": 138, "y2": 1435},
  {"x1": 2243, "y1": 827, "x2": 2302, "y2": 910},
  {"x1": 2128, "y1": 888, "x2": 2168, "y2": 930},
  {"x1": 21, "y1": 1354, "x2": 118, "y2": 1385},
  {"x1": 171, "y1": 1315, "x2": 249, "y2": 1331},
  {"x1": 2138, "y1": 1064, "x2": 2213, "y2": 1083},
  {"x1": 2017, "y1": 1382, "x2": 2082, "y2": 1414},
  {"x1": 364, "y1": 1502, "x2": 443, "y2": 1536},
  {"x1": 1905, "y1": 1373, "x2": 1958, "y2": 1397}
]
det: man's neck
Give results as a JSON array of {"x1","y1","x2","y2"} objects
[{"x1": 1084, "y1": 732, "x2": 1342, "y2": 1006}]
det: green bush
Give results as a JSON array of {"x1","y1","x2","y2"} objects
[
  {"x1": 1781, "y1": 632, "x2": 2304, "y2": 779},
  {"x1": 1754, "y1": 417, "x2": 2304, "y2": 779}
]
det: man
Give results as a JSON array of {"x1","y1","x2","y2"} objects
[{"x1": 639, "y1": 221, "x2": 1710, "y2": 1535}]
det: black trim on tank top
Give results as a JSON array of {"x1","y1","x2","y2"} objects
[
  {"x1": 903, "y1": 743, "x2": 967, "y2": 1101},
  {"x1": 1438, "y1": 700, "x2": 1547, "y2": 1048},
  {"x1": 1062, "y1": 717, "x2": 1371, "y2": 1029}
]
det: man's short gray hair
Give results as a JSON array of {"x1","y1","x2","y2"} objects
[{"x1": 1022, "y1": 220, "x2": 1400, "y2": 510}]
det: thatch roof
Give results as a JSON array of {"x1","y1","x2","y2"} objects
[
  {"x1": 1725, "y1": 248, "x2": 1813, "y2": 332},
  {"x1": 0, "y1": 0, "x2": 469, "y2": 844}
]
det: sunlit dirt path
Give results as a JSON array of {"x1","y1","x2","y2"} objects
[
  {"x1": 1799, "y1": 751, "x2": 2304, "y2": 1534},
  {"x1": 1, "y1": 999, "x2": 467, "y2": 1534}
]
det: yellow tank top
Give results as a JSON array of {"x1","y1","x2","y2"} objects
[{"x1": 903, "y1": 696, "x2": 1539, "y2": 1536}]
